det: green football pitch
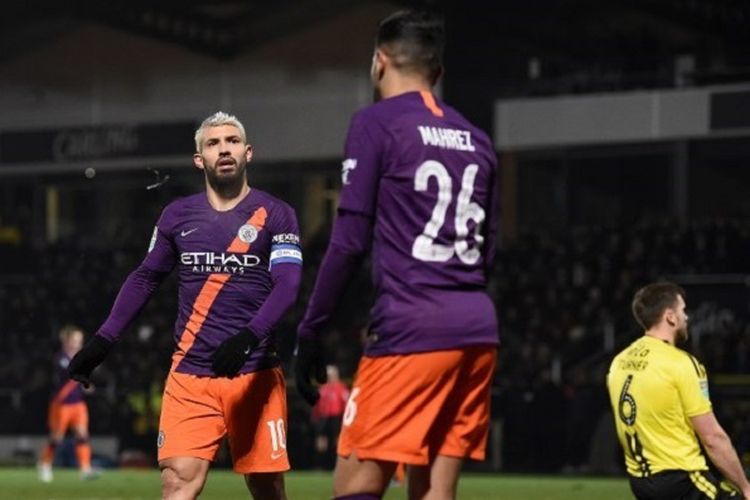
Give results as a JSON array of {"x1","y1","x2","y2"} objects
[{"x1": 0, "y1": 467, "x2": 633, "y2": 499}]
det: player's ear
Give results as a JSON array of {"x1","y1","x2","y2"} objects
[
  {"x1": 193, "y1": 153, "x2": 205, "y2": 171},
  {"x1": 371, "y1": 49, "x2": 387, "y2": 82},
  {"x1": 664, "y1": 308, "x2": 676, "y2": 327},
  {"x1": 245, "y1": 144, "x2": 253, "y2": 163}
]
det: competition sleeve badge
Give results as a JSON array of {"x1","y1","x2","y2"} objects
[
  {"x1": 157, "y1": 430, "x2": 165, "y2": 448},
  {"x1": 700, "y1": 380, "x2": 710, "y2": 399},
  {"x1": 148, "y1": 226, "x2": 158, "y2": 252},
  {"x1": 342, "y1": 158, "x2": 357, "y2": 185},
  {"x1": 238, "y1": 224, "x2": 258, "y2": 244}
]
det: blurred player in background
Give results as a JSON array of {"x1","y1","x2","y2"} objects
[
  {"x1": 311, "y1": 364, "x2": 349, "y2": 469},
  {"x1": 295, "y1": 9, "x2": 499, "y2": 500},
  {"x1": 607, "y1": 282, "x2": 750, "y2": 499},
  {"x1": 68, "y1": 111, "x2": 303, "y2": 500},
  {"x1": 38, "y1": 324, "x2": 97, "y2": 482}
]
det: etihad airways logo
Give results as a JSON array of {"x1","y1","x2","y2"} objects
[{"x1": 180, "y1": 252, "x2": 260, "y2": 275}]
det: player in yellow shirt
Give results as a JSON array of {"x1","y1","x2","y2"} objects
[{"x1": 607, "y1": 282, "x2": 750, "y2": 500}]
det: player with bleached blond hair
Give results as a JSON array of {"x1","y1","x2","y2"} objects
[{"x1": 69, "y1": 111, "x2": 303, "y2": 499}]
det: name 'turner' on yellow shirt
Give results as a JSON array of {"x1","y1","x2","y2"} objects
[{"x1": 607, "y1": 336, "x2": 712, "y2": 477}]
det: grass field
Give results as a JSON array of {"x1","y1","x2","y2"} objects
[{"x1": 1, "y1": 467, "x2": 633, "y2": 499}]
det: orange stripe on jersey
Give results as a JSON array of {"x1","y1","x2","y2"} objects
[
  {"x1": 171, "y1": 206, "x2": 269, "y2": 371},
  {"x1": 171, "y1": 273, "x2": 231, "y2": 370},
  {"x1": 420, "y1": 90, "x2": 444, "y2": 118},
  {"x1": 53, "y1": 380, "x2": 78, "y2": 404},
  {"x1": 227, "y1": 207, "x2": 268, "y2": 253}
]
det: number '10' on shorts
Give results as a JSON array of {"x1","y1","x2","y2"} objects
[{"x1": 158, "y1": 367, "x2": 289, "y2": 474}]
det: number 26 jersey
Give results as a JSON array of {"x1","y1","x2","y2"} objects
[{"x1": 340, "y1": 91, "x2": 499, "y2": 356}]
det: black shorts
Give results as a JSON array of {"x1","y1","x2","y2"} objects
[{"x1": 629, "y1": 470, "x2": 740, "y2": 500}]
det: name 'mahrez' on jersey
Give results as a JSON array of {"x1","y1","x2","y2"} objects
[{"x1": 417, "y1": 125, "x2": 475, "y2": 152}]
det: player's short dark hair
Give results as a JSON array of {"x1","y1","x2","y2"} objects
[
  {"x1": 631, "y1": 282, "x2": 686, "y2": 330},
  {"x1": 375, "y1": 9, "x2": 445, "y2": 83}
]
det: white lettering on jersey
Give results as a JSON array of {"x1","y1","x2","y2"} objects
[
  {"x1": 417, "y1": 126, "x2": 475, "y2": 152},
  {"x1": 272, "y1": 233, "x2": 300, "y2": 245},
  {"x1": 180, "y1": 252, "x2": 261, "y2": 275},
  {"x1": 180, "y1": 252, "x2": 261, "y2": 267}
]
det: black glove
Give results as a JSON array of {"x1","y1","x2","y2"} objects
[
  {"x1": 211, "y1": 327, "x2": 260, "y2": 378},
  {"x1": 68, "y1": 335, "x2": 113, "y2": 388},
  {"x1": 294, "y1": 337, "x2": 327, "y2": 406}
]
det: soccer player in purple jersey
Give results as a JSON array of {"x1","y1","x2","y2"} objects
[
  {"x1": 295, "y1": 10, "x2": 499, "y2": 500},
  {"x1": 68, "y1": 112, "x2": 302, "y2": 500},
  {"x1": 38, "y1": 325, "x2": 97, "y2": 482}
]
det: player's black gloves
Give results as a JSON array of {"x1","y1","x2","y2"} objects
[
  {"x1": 68, "y1": 335, "x2": 113, "y2": 388},
  {"x1": 211, "y1": 327, "x2": 260, "y2": 378},
  {"x1": 294, "y1": 337, "x2": 327, "y2": 406}
]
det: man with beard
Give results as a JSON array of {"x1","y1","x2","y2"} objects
[
  {"x1": 295, "y1": 9, "x2": 499, "y2": 500},
  {"x1": 68, "y1": 112, "x2": 302, "y2": 499},
  {"x1": 607, "y1": 282, "x2": 750, "y2": 499}
]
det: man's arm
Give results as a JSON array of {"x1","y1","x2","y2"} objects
[
  {"x1": 295, "y1": 110, "x2": 381, "y2": 403},
  {"x1": 299, "y1": 109, "x2": 381, "y2": 337},
  {"x1": 69, "y1": 264, "x2": 170, "y2": 386},
  {"x1": 294, "y1": 210, "x2": 372, "y2": 405},
  {"x1": 212, "y1": 204, "x2": 304, "y2": 377},
  {"x1": 96, "y1": 265, "x2": 170, "y2": 342},
  {"x1": 297, "y1": 210, "x2": 372, "y2": 339},
  {"x1": 99, "y1": 219, "x2": 176, "y2": 342},
  {"x1": 211, "y1": 261, "x2": 302, "y2": 377},
  {"x1": 69, "y1": 221, "x2": 175, "y2": 385},
  {"x1": 248, "y1": 263, "x2": 302, "y2": 338},
  {"x1": 691, "y1": 411, "x2": 750, "y2": 498}
]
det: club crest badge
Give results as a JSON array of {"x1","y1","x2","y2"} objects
[{"x1": 238, "y1": 224, "x2": 258, "y2": 244}]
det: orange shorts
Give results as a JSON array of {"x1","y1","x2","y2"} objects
[
  {"x1": 338, "y1": 346, "x2": 497, "y2": 465},
  {"x1": 158, "y1": 368, "x2": 289, "y2": 473},
  {"x1": 48, "y1": 401, "x2": 88, "y2": 435}
]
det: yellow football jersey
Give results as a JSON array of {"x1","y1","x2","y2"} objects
[{"x1": 607, "y1": 335, "x2": 712, "y2": 476}]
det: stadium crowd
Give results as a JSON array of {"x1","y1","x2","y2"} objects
[{"x1": 2, "y1": 215, "x2": 750, "y2": 471}]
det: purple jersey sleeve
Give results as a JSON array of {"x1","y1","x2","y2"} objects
[
  {"x1": 338, "y1": 112, "x2": 385, "y2": 217},
  {"x1": 297, "y1": 210, "x2": 372, "y2": 339},
  {"x1": 96, "y1": 208, "x2": 176, "y2": 342},
  {"x1": 246, "y1": 203, "x2": 302, "y2": 338},
  {"x1": 297, "y1": 111, "x2": 381, "y2": 338}
]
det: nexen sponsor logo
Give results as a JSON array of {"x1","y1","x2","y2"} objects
[
  {"x1": 180, "y1": 252, "x2": 261, "y2": 275},
  {"x1": 272, "y1": 233, "x2": 300, "y2": 245}
]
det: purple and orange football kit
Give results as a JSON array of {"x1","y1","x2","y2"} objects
[
  {"x1": 94, "y1": 189, "x2": 302, "y2": 471},
  {"x1": 298, "y1": 91, "x2": 499, "y2": 464},
  {"x1": 42, "y1": 351, "x2": 91, "y2": 470}
]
